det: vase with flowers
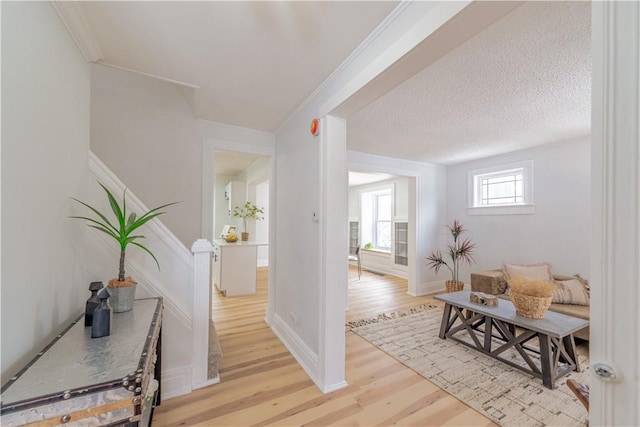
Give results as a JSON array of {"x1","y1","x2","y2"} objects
[
  {"x1": 232, "y1": 201, "x2": 264, "y2": 241},
  {"x1": 426, "y1": 219, "x2": 476, "y2": 292}
]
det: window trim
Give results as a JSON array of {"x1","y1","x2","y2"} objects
[{"x1": 467, "y1": 160, "x2": 534, "y2": 215}]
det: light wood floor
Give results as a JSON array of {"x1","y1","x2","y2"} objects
[{"x1": 153, "y1": 267, "x2": 496, "y2": 426}]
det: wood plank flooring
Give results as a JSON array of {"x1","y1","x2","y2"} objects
[{"x1": 153, "y1": 267, "x2": 496, "y2": 426}]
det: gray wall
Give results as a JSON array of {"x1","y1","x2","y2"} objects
[
  {"x1": 90, "y1": 64, "x2": 202, "y2": 247},
  {"x1": 446, "y1": 136, "x2": 591, "y2": 282},
  {"x1": 1, "y1": 2, "x2": 92, "y2": 376}
]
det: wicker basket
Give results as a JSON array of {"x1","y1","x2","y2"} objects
[
  {"x1": 510, "y1": 292, "x2": 552, "y2": 319},
  {"x1": 445, "y1": 280, "x2": 464, "y2": 293}
]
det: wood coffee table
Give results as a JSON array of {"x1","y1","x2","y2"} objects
[{"x1": 434, "y1": 290, "x2": 589, "y2": 389}]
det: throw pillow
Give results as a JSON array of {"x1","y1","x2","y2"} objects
[
  {"x1": 503, "y1": 263, "x2": 553, "y2": 295},
  {"x1": 503, "y1": 262, "x2": 554, "y2": 281},
  {"x1": 552, "y1": 278, "x2": 590, "y2": 305}
]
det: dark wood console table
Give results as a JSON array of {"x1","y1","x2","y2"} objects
[
  {"x1": 1, "y1": 298, "x2": 163, "y2": 426},
  {"x1": 435, "y1": 291, "x2": 588, "y2": 389}
]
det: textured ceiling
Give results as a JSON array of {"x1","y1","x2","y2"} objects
[
  {"x1": 78, "y1": 1, "x2": 398, "y2": 132},
  {"x1": 347, "y1": 1, "x2": 591, "y2": 165}
]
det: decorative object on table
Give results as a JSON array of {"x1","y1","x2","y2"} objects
[
  {"x1": 508, "y1": 275, "x2": 557, "y2": 319},
  {"x1": 91, "y1": 288, "x2": 111, "y2": 338},
  {"x1": 84, "y1": 281, "x2": 104, "y2": 326},
  {"x1": 425, "y1": 219, "x2": 475, "y2": 292},
  {"x1": 232, "y1": 201, "x2": 264, "y2": 241},
  {"x1": 223, "y1": 233, "x2": 239, "y2": 243},
  {"x1": 469, "y1": 291, "x2": 498, "y2": 307},
  {"x1": 71, "y1": 181, "x2": 177, "y2": 312}
]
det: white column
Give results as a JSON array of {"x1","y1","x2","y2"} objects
[
  {"x1": 591, "y1": 2, "x2": 640, "y2": 426},
  {"x1": 191, "y1": 239, "x2": 214, "y2": 389},
  {"x1": 318, "y1": 115, "x2": 348, "y2": 392}
]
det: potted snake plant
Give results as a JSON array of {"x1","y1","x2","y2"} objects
[{"x1": 71, "y1": 182, "x2": 177, "y2": 312}]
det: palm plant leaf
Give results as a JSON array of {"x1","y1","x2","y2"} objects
[
  {"x1": 98, "y1": 182, "x2": 124, "y2": 228},
  {"x1": 70, "y1": 199, "x2": 118, "y2": 233},
  {"x1": 87, "y1": 224, "x2": 120, "y2": 240},
  {"x1": 131, "y1": 241, "x2": 160, "y2": 270}
]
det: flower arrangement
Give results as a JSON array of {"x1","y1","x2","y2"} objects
[
  {"x1": 232, "y1": 201, "x2": 265, "y2": 233},
  {"x1": 425, "y1": 220, "x2": 475, "y2": 284}
]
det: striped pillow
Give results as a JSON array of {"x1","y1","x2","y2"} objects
[{"x1": 552, "y1": 278, "x2": 590, "y2": 305}]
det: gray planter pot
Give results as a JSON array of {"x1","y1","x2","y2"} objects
[{"x1": 108, "y1": 284, "x2": 137, "y2": 313}]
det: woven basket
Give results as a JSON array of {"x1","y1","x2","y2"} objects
[
  {"x1": 510, "y1": 292, "x2": 552, "y2": 319},
  {"x1": 445, "y1": 280, "x2": 464, "y2": 293}
]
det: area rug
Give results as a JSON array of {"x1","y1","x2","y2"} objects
[
  {"x1": 345, "y1": 303, "x2": 438, "y2": 332},
  {"x1": 351, "y1": 308, "x2": 590, "y2": 427}
]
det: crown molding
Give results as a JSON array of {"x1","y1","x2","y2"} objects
[{"x1": 50, "y1": 1, "x2": 103, "y2": 62}]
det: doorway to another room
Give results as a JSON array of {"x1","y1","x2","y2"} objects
[{"x1": 208, "y1": 150, "x2": 271, "y2": 382}]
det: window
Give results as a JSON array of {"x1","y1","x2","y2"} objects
[
  {"x1": 361, "y1": 188, "x2": 392, "y2": 251},
  {"x1": 468, "y1": 160, "x2": 534, "y2": 215}
]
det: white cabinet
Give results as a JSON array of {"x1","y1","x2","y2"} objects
[
  {"x1": 224, "y1": 181, "x2": 245, "y2": 216},
  {"x1": 212, "y1": 240, "x2": 265, "y2": 296}
]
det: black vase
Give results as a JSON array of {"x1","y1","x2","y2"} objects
[
  {"x1": 84, "y1": 281, "x2": 104, "y2": 327},
  {"x1": 91, "y1": 288, "x2": 112, "y2": 338}
]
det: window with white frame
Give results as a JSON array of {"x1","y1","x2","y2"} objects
[
  {"x1": 361, "y1": 188, "x2": 392, "y2": 250},
  {"x1": 468, "y1": 160, "x2": 534, "y2": 215}
]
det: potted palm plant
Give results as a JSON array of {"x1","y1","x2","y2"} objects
[
  {"x1": 71, "y1": 182, "x2": 177, "y2": 312},
  {"x1": 426, "y1": 219, "x2": 476, "y2": 292},
  {"x1": 232, "y1": 201, "x2": 264, "y2": 241}
]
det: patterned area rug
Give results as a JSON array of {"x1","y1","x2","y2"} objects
[
  {"x1": 351, "y1": 308, "x2": 589, "y2": 427},
  {"x1": 345, "y1": 303, "x2": 438, "y2": 332}
]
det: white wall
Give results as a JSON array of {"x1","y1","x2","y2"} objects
[
  {"x1": 1, "y1": 1, "x2": 92, "y2": 376},
  {"x1": 213, "y1": 175, "x2": 243, "y2": 238},
  {"x1": 255, "y1": 181, "x2": 269, "y2": 265},
  {"x1": 446, "y1": 136, "x2": 591, "y2": 283},
  {"x1": 90, "y1": 64, "x2": 202, "y2": 247}
]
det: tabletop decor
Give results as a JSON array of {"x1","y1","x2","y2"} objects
[
  {"x1": 426, "y1": 219, "x2": 476, "y2": 292},
  {"x1": 232, "y1": 201, "x2": 264, "y2": 241},
  {"x1": 84, "y1": 281, "x2": 104, "y2": 326},
  {"x1": 508, "y1": 275, "x2": 557, "y2": 318},
  {"x1": 71, "y1": 181, "x2": 177, "y2": 312}
]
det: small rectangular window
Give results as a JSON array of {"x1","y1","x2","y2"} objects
[
  {"x1": 480, "y1": 170, "x2": 523, "y2": 205},
  {"x1": 468, "y1": 160, "x2": 534, "y2": 215}
]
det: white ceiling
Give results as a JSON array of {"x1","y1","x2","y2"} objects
[
  {"x1": 76, "y1": 1, "x2": 591, "y2": 167},
  {"x1": 78, "y1": 1, "x2": 397, "y2": 131},
  {"x1": 213, "y1": 151, "x2": 267, "y2": 177}
]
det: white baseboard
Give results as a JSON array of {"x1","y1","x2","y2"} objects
[
  {"x1": 409, "y1": 280, "x2": 446, "y2": 296},
  {"x1": 270, "y1": 313, "x2": 320, "y2": 388},
  {"x1": 320, "y1": 380, "x2": 349, "y2": 394},
  {"x1": 161, "y1": 366, "x2": 192, "y2": 400},
  {"x1": 194, "y1": 375, "x2": 220, "y2": 390}
]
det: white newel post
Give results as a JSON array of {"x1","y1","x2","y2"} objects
[{"x1": 191, "y1": 239, "x2": 214, "y2": 390}]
